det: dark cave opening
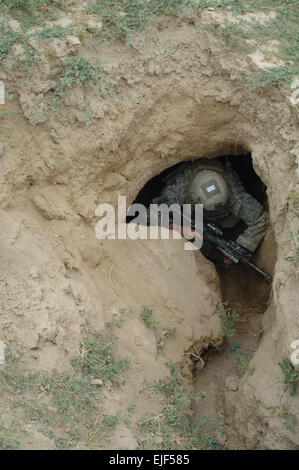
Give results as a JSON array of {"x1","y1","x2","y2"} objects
[
  {"x1": 129, "y1": 153, "x2": 267, "y2": 210},
  {"x1": 126, "y1": 152, "x2": 273, "y2": 284}
]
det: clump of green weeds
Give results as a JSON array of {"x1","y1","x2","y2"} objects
[
  {"x1": 0, "y1": 0, "x2": 64, "y2": 13},
  {"x1": 0, "y1": 423, "x2": 21, "y2": 450},
  {"x1": 88, "y1": 412, "x2": 122, "y2": 449},
  {"x1": 57, "y1": 56, "x2": 104, "y2": 90},
  {"x1": 206, "y1": 0, "x2": 299, "y2": 88},
  {"x1": 218, "y1": 301, "x2": 240, "y2": 338},
  {"x1": 46, "y1": 56, "x2": 111, "y2": 121},
  {"x1": 137, "y1": 361, "x2": 214, "y2": 450},
  {"x1": 141, "y1": 306, "x2": 159, "y2": 333},
  {"x1": 284, "y1": 231, "x2": 299, "y2": 279},
  {"x1": 279, "y1": 404, "x2": 297, "y2": 431},
  {"x1": 279, "y1": 358, "x2": 299, "y2": 396},
  {"x1": 71, "y1": 325, "x2": 131, "y2": 387},
  {"x1": 235, "y1": 352, "x2": 255, "y2": 376},
  {"x1": 85, "y1": 0, "x2": 194, "y2": 43},
  {"x1": 141, "y1": 306, "x2": 177, "y2": 353}
]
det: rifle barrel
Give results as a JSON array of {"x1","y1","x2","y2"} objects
[{"x1": 242, "y1": 260, "x2": 272, "y2": 283}]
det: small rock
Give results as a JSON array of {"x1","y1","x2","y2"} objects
[
  {"x1": 91, "y1": 378, "x2": 103, "y2": 387},
  {"x1": 225, "y1": 375, "x2": 239, "y2": 391},
  {"x1": 86, "y1": 19, "x2": 103, "y2": 34},
  {"x1": 207, "y1": 7, "x2": 216, "y2": 12},
  {"x1": 66, "y1": 36, "x2": 81, "y2": 47},
  {"x1": 0, "y1": 143, "x2": 4, "y2": 157},
  {"x1": 227, "y1": 5, "x2": 232, "y2": 11},
  {"x1": 28, "y1": 37, "x2": 40, "y2": 51},
  {"x1": 50, "y1": 128, "x2": 59, "y2": 144},
  {"x1": 8, "y1": 19, "x2": 22, "y2": 33},
  {"x1": 11, "y1": 43, "x2": 26, "y2": 58}
]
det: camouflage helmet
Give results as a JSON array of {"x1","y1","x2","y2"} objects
[{"x1": 186, "y1": 170, "x2": 228, "y2": 213}]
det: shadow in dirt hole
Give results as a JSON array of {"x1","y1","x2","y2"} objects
[{"x1": 130, "y1": 153, "x2": 268, "y2": 209}]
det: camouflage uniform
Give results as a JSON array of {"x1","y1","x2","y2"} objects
[{"x1": 150, "y1": 159, "x2": 269, "y2": 252}]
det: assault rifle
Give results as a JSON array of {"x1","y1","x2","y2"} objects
[{"x1": 170, "y1": 206, "x2": 272, "y2": 283}]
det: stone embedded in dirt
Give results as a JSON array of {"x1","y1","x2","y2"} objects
[
  {"x1": 8, "y1": 19, "x2": 22, "y2": 33},
  {"x1": 66, "y1": 36, "x2": 81, "y2": 48},
  {"x1": 86, "y1": 18, "x2": 103, "y2": 34},
  {"x1": 90, "y1": 378, "x2": 103, "y2": 386},
  {"x1": 0, "y1": 143, "x2": 4, "y2": 157},
  {"x1": 50, "y1": 129, "x2": 59, "y2": 144},
  {"x1": 225, "y1": 375, "x2": 239, "y2": 391}
]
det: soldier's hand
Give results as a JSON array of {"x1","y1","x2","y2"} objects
[
  {"x1": 224, "y1": 258, "x2": 233, "y2": 266},
  {"x1": 170, "y1": 224, "x2": 202, "y2": 241}
]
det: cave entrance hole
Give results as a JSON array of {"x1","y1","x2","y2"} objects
[
  {"x1": 129, "y1": 151, "x2": 268, "y2": 210},
  {"x1": 127, "y1": 151, "x2": 274, "y2": 319}
]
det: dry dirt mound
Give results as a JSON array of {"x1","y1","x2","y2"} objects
[{"x1": 0, "y1": 3, "x2": 298, "y2": 450}]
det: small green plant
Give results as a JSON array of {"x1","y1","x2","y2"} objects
[
  {"x1": 0, "y1": 22, "x2": 22, "y2": 62},
  {"x1": 44, "y1": 56, "x2": 111, "y2": 121},
  {"x1": 85, "y1": 0, "x2": 194, "y2": 42},
  {"x1": 137, "y1": 361, "x2": 213, "y2": 450},
  {"x1": 141, "y1": 306, "x2": 177, "y2": 353},
  {"x1": 127, "y1": 404, "x2": 136, "y2": 415},
  {"x1": 284, "y1": 231, "x2": 299, "y2": 279},
  {"x1": 71, "y1": 326, "x2": 131, "y2": 387},
  {"x1": 0, "y1": 424, "x2": 21, "y2": 450},
  {"x1": 57, "y1": 56, "x2": 103, "y2": 90},
  {"x1": 279, "y1": 358, "x2": 299, "y2": 396},
  {"x1": 235, "y1": 352, "x2": 255, "y2": 376},
  {"x1": 88, "y1": 412, "x2": 122, "y2": 449},
  {"x1": 35, "y1": 25, "x2": 75, "y2": 42},
  {"x1": 0, "y1": 0, "x2": 63, "y2": 12},
  {"x1": 280, "y1": 404, "x2": 297, "y2": 431},
  {"x1": 141, "y1": 306, "x2": 159, "y2": 333},
  {"x1": 105, "y1": 309, "x2": 127, "y2": 329},
  {"x1": 218, "y1": 301, "x2": 240, "y2": 338}
]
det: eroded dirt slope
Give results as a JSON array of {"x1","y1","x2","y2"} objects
[{"x1": 0, "y1": 4, "x2": 298, "y2": 449}]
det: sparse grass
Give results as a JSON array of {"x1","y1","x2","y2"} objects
[
  {"x1": 71, "y1": 325, "x2": 131, "y2": 387},
  {"x1": 0, "y1": 0, "x2": 64, "y2": 12},
  {"x1": 0, "y1": 319, "x2": 130, "y2": 449},
  {"x1": 35, "y1": 25, "x2": 75, "y2": 42},
  {"x1": 235, "y1": 352, "x2": 255, "y2": 376},
  {"x1": 137, "y1": 361, "x2": 214, "y2": 450},
  {"x1": 203, "y1": 0, "x2": 299, "y2": 88},
  {"x1": 0, "y1": 423, "x2": 21, "y2": 450},
  {"x1": 0, "y1": 22, "x2": 22, "y2": 62},
  {"x1": 85, "y1": 0, "x2": 194, "y2": 42},
  {"x1": 284, "y1": 231, "x2": 299, "y2": 279},
  {"x1": 88, "y1": 412, "x2": 122, "y2": 449},
  {"x1": 141, "y1": 306, "x2": 177, "y2": 353},
  {"x1": 141, "y1": 305, "x2": 159, "y2": 333},
  {"x1": 27, "y1": 56, "x2": 110, "y2": 124},
  {"x1": 279, "y1": 358, "x2": 299, "y2": 396},
  {"x1": 280, "y1": 404, "x2": 297, "y2": 430},
  {"x1": 57, "y1": 56, "x2": 104, "y2": 90},
  {"x1": 218, "y1": 301, "x2": 240, "y2": 338}
]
